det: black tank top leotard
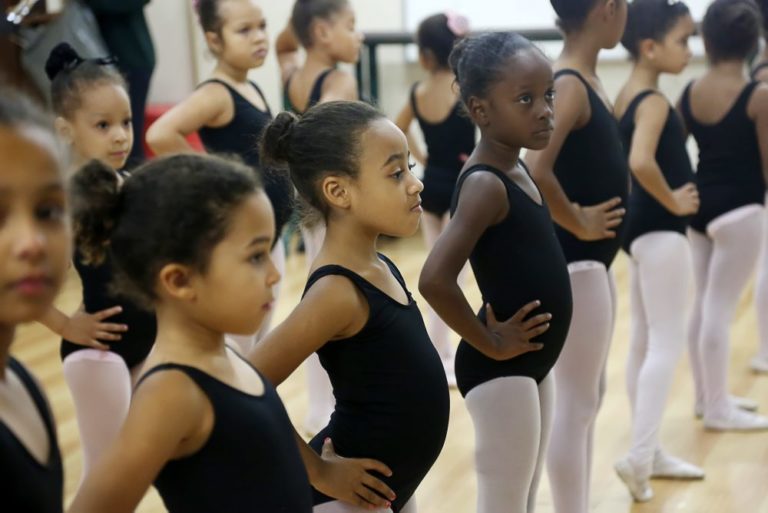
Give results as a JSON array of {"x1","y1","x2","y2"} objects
[
  {"x1": 283, "y1": 68, "x2": 335, "y2": 114},
  {"x1": 752, "y1": 61, "x2": 768, "y2": 80},
  {"x1": 1, "y1": 358, "x2": 64, "y2": 513},
  {"x1": 304, "y1": 255, "x2": 450, "y2": 512},
  {"x1": 618, "y1": 90, "x2": 695, "y2": 253},
  {"x1": 552, "y1": 69, "x2": 630, "y2": 268},
  {"x1": 410, "y1": 82, "x2": 476, "y2": 216},
  {"x1": 135, "y1": 354, "x2": 313, "y2": 513},
  {"x1": 450, "y1": 164, "x2": 573, "y2": 397},
  {"x1": 680, "y1": 81, "x2": 766, "y2": 234},
  {"x1": 197, "y1": 79, "x2": 293, "y2": 237}
]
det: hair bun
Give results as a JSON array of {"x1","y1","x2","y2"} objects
[
  {"x1": 550, "y1": 0, "x2": 591, "y2": 18},
  {"x1": 261, "y1": 111, "x2": 299, "y2": 166},
  {"x1": 45, "y1": 43, "x2": 84, "y2": 81},
  {"x1": 70, "y1": 159, "x2": 123, "y2": 265}
]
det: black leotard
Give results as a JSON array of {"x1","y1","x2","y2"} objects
[
  {"x1": 1, "y1": 358, "x2": 63, "y2": 513},
  {"x1": 752, "y1": 61, "x2": 768, "y2": 80},
  {"x1": 197, "y1": 79, "x2": 293, "y2": 237},
  {"x1": 618, "y1": 90, "x2": 695, "y2": 253},
  {"x1": 60, "y1": 251, "x2": 157, "y2": 369},
  {"x1": 680, "y1": 81, "x2": 766, "y2": 233},
  {"x1": 304, "y1": 255, "x2": 450, "y2": 512},
  {"x1": 136, "y1": 353, "x2": 313, "y2": 513},
  {"x1": 552, "y1": 69, "x2": 630, "y2": 268},
  {"x1": 410, "y1": 82, "x2": 476, "y2": 216},
  {"x1": 450, "y1": 164, "x2": 573, "y2": 397},
  {"x1": 283, "y1": 68, "x2": 335, "y2": 114}
]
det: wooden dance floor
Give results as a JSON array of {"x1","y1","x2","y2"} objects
[{"x1": 11, "y1": 235, "x2": 768, "y2": 513}]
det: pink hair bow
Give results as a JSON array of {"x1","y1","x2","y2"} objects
[{"x1": 445, "y1": 11, "x2": 470, "y2": 38}]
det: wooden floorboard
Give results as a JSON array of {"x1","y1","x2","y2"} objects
[{"x1": 10, "y1": 234, "x2": 768, "y2": 513}]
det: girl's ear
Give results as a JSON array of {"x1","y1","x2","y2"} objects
[
  {"x1": 321, "y1": 175, "x2": 352, "y2": 210},
  {"x1": 54, "y1": 116, "x2": 73, "y2": 144},
  {"x1": 205, "y1": 30, "x2": 224, "y2": 56},
  {"x1": 467, "y1": 96, "x2": 489, "y2": 127},
  {"x1": 157, "y1": 263, "x2": 197, "y2": 302}
]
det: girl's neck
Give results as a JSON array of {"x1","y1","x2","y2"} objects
[
  {"x1": 213, "y1": 59, "x2": 252, "y2": 83},
  {"x1": 559, "y1": 31, "x2": 603, "y2": 76},
  {"x1": 0, "y1": 325, "x2": 15, "y2": 381},
  {"x1": 322, "y1": 215, "x2": 381, "y2": 269},
  {"x1": 709, "y1": 59, "x2": 747, "y2": 80},
  {"x1": 151, "y1": 304, "x2": 229, "y2": 362},
  {"x1": 472, "y1": 136, "x2": 522, "y2": 172},
  {"x1": 427, "y1": 67, "x2": 454, "y2": 79},
  {"x1": 760, "y1": 45, "x2": 768, "y2": 64},
  {"x1": 628, "y1": 61, "x2": 661, "y2": 90},
  {"x1": 305, "y1": 47, "x2": 338, "y2": 70}
]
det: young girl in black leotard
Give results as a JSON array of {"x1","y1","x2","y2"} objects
[
  {"x1": 37, "y1": 43, "x2": 158, "y2": 486},
  {"x1": 419, "y1": 32, "x2": 571, "y2": 513},
  {"x1": 612, "y1": 0, "x2": 703, "y2": 501},
  {"x1": 66, "y1": 154, "x2": 317, "y2": 512},
  {"x1": 525, "y1": 2, "x2": 628, "y2": 512},
  {"x1": 680, "y1": 0, "x2": 768, "y2": 432},
  {"x1": 276, "y1": 0, "x2": 365, "y2": 436},
  {"x1": 749, "y1": 0, "x2": 768, "y2": 375},
  {"x1": 0, "y1": 87, "x2": 69, "y2": 513},
  {"x1": 147, "y1": 0, "x2": 293, "y2": 352},
  {"x1": 250, "y1": 101, "x2": 450, "y2": 513},
  {"x1": 395, "y1": 12, "x2": 475, "y2": 386}
]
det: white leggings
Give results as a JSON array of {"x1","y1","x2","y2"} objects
[
  {"x1": 421, "y1": 211, "x2": 465, "y2": 360},
  {"x1": 301, "y1": 222, "x2": 336, "y2": 433},
  {"x1": 63, "y1": 349, "x2": 134, "y2": 485},
  {"x1": 465, "y1": 375, "x2": 554, "y2": 513},
  {"x1": 754, "y1": 196, "x2": 768, "y2": 361},
  {"x1": 313, "y1": 497, "x2": 415, "y2": 513},
  {"x1": 625, "y1": 232, "x2": 692, "y2": 473},
  {"x1": 547, "y1": 261, "x2": 616, "y2": 513},
  {"x1": 688, "y1": 205, "x2": 765, "y2": 419}
]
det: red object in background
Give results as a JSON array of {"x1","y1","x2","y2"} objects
[{"x1": 143, "y1": 104, "x2": 205, "y2": 158}]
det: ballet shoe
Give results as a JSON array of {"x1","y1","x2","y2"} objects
[
  {"x1": 615, "y1": 456, "x2": 654, "y2": 502},
  {"x1": 703, "y1": 408, "x2": 768, "y2": 432},
  {"x1": 694, "y1": 395, "x2": 758, "y2": 419},
  {"x1": 651, "y1": 451, "x2": 705, "y2": 480},
  {"x1": 750, "y1": 355, "x2": 768, "y2": 374}
]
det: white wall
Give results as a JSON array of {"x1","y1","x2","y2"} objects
[{"x1": 144, "y1": 0, "x2": 707, "y2": 121}]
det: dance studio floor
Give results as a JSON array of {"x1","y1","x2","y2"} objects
[{"x1": 12, "y1": 234, "x2": 768, "y2": 513}]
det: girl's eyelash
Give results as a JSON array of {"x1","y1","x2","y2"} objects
[{"x1": 408, "y1": 162, "x2": 416, "y2": 170}]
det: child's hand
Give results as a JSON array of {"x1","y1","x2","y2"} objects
[
  {"x1": 575, "y1": 197, "x2": 625, "y2": 240},
  {"x1": 486, "y1": 302, "x2": 548, "y2": 361},
  {"x1": 62, "y1": 306, "x2": 127, "y2": 350},
  {"x1": 671, "y1": 182, "x2": 700, "y2": 216},
  {"x1": 315, "y1": 438, "x2": 396, "y2": 510}
]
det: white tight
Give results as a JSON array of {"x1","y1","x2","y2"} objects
[
  {"x1": 301, "y1": 222, "x2": 336, "y2": 433},
  {"x1": 227, "y1": 241, "x2": 286, "y2": 354},
  {"x1": 465, "y1": 375, "x2": 554, "y2": 513},
  {"x1": 313, "y1": 497, "x2": 416, "y2": 513},
  {"x1": 625, "y1": 232, "x2": 692, "y2": 473},
  {"x1": 421, "y1": 212, "x2": 457, "y2": 360},
  {"x1": 688, "y1": 205, "x2": 764, "y2": 419},
  {"x1": 63, "y1": 349, "x2": 133, "y2": 484},
  {"x1": 547, "y1": 261, "x2": 615, "y2": 513},
  {"x1": 754, "y1": 196, "x2": 768, "y2": 361}
]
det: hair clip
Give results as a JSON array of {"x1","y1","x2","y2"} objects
[{"x1": 445, "y1": 11, "x2": 470, "y2": 38}]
